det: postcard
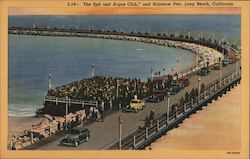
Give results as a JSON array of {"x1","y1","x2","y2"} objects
[{"x1": 0, "y1": 0, "x2": 249, "y2": 159}]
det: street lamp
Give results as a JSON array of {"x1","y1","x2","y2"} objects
[
  {"x1": 166, "y1": 92, "x2": 171, "y2": 125},
  {"x1": 119, "y1": 115, "x2": 123, "y2": 150},
  {"x1": 219, "y1": 57, "x2": 222, "y2": 87},
  {"x1": 235, "y1": 59, "x2": 238, "y2": 76},
  {"x1": 198, "y1": 77, "x2": 201, "y2": 96}
]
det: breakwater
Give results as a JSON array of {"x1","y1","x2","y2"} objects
[{"x1": 9, "y1": 27, "x2": 230, "y2": 59}]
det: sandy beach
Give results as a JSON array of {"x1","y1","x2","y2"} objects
[
  {"x1": 8, "y1": 116, "x2": 43, "y2": 142},
  {"x1": 148, "y1": 85, "x2": 241, "y2": 150}
]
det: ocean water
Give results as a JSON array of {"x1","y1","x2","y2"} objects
[
  {"x1": 8, "y1": 35, "x2": 195, "y2": 116},
  {"x1": 8, "y1": 15, "x2": 240, "y2": 116},
  {"x1": 9, "y1": 15, "x2": 240, "y2": 39}
]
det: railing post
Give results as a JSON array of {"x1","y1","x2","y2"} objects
[
  {"x1": 157, "y1": 120, "x2": 160, "y2": 131},
  {"x1": 145, "y1": 127, "x2": 148, "y2": 139},
  {"x1": 82, "y1": 102, "x2": 84, "y2": 109},
  {"x1": 31, "y1": 131, "x2": 34, "y2": 144},
  {"x1": 10, "y1": 141, "x2": 13, "y2": 150},
  {"x1": 175, "y1": 106, "x2": 178, "y2": 119},
  {"x1": 191, "y1": 98, "x2": 193, "y2": 108},
  {"x1": 133, "y1": 135, "x2": 136, "y2": 149},
  {"x1": 210, "y1": 86, "x2": 212, "y2": 96},
  {"x1": 56, "y1": 97, "x2": 58, "y2": 105},
  {"x1": 184, "y1": 103, "x2": 186, "y2": 113}
]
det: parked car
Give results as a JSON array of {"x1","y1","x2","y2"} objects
[
  {"x1": 222, "y1": 59, "x2": 230, "y2": 67},
  {"x1": 210, "y1": 63, "x2": 221, "y2": 70},
  {"x1": 198, "y1": 67, "x2": 210, "y2": 76},
  {"x1": 168, "y1": 83, "x2": 181, "y2": 95},
  {"x1": 60, "y1": 127, "x2": 90, "y2": 147},
  {"x1": 146, "y1": 93, "x2": 165, "y2": 102},
  {"x1": 177, "y1": 76, "x2": 189, "y2": 88},
  {"x1": 122, "y1": 98, "x2": 145, "y2": 113}
]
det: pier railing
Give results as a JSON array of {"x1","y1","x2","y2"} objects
[
  {"x1": 43, "y1": 96, "x2": 98, "y2": 107},
  {"x1": 105, "y1": 70, "x2": 241, "y2": 150},
  {"x1": 9, "y1": 116, "x2": 84, "y2": 150}
]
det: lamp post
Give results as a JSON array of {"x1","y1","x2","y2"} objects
[
  {"x1": 166, "y1": 92, "x2": 171, "y2": 124},
  {"x1": 48, "y1": 73, "x2": 52, "y2": 91},
  {"x1": 119, "y1": 115, "x2": 123, "y2": 150},
  {"x1": 219, "y1": 57, "x2": 222, "y2": 87},
  {"x1": 235, "y1": 60, "x2": 238, "y2": 76},
  {"x1": 198, "y1": 77, "x2": 201, "y2": 96}
]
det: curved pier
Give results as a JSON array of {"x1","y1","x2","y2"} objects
[{"x1": 8, "y1": 27, "x2": 241, "y2": 150}]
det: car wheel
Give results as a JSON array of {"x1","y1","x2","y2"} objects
[
  {"x1": 75, "y1": 141, "x2": 79, "y2": 147},
  {"x1": 86, "y1": 136, "x2": 89, "y2": 142}
]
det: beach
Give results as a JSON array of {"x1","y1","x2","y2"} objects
[
  {"x1": 148, "y1": 85, "x2": 241, "y2": 150},
  {"x1": 8, "y1": 116, "x2": 43, "y2": 143}
]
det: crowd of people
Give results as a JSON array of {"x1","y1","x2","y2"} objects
[{"x1": 47, "y1": 76, "x2": 174, "y2": 109}]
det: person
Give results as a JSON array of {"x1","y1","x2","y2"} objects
[
  {"x1": 100, "y1": 110, "x2": 104, "y2": 122},
  {"x1": 76, "y1": 115, "x2": 79, "y2": 126},
  {"x1": 90, "y1": 106, "x2": 94, "y2": 117},
  {"x1": 101, "y1": 101, "x2": 105, "y2": 111},
  {"x1": 67, "y1": 121, "x2": 70, "y2": 130},
  {"x1": 149, "y1": 110, "x2": 155, "y2": 125},
  {"x1": 145, "y1": 116, "x2": 150, "y2": 128},
  {"x1": 70, "y1": 120, "x2": 74, "y2": 129},
  {"x1": 109, "y1": 99, "x2": 113, "y2": 110},
  {"x1": 63, "y1": 120, "x2": 66, "y2": 130},
  {"x1": 57, "y1": 122, "x2": 61, "y2": 133},
  {"x1": 83, "y1": 118, "x2": 87, "y2": 127},
  {"x1": 85, "y1": 107, "x2": 90, "y2": 118}
]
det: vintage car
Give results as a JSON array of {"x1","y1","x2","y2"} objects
[
  {"x1": 60, "y1": 127, "x2": 90, "y2": 147},
  {"x1": 222, "y1": 59, "x2": 230, "y2": 67},
  {"x1": 210, "y1": 63, "x2": 221, "y2": 70},
  {"x1": 177, "y1": 76, "x2": 189, "y2": 88},
  {"x1": 123, "y1": 98, "x2": 145, "y2": 113},
  {"x1": 146, "y1": 93, "x2": 165, "y2": 102},
  {"x1": 168, "y1": 83, "x2": 181, "y2": 95},
  {"x1": 198, "y1": 67, "x2": 210, "y2": 76}
]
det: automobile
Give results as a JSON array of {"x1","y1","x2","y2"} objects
[
  {"x1": 198, "y1": 67, "x2": 210, "y2": 76},
  {"x1": 168, "y1": 83, "x2": 181, "y2": 95},
  {"x1": 122, "y1": 98, "x2": 145, "y2": 113},
  {"x1": 222, "y1": 59, "x2": 230, "y2": 67},
  {"x1": 228, "y1": 55, "x2": 237, "y2": 64},
  {"x1": 146, "y1": 93, "x2": 165, "y2": 102},
  {"x1": 177, "y1": 76, "x2": 189, "y2": 88},
  {"x1": 60, "y1": 127, "x2": 90, "y2": 147},
  {"x1": 210, "y1": 63, "x2": 221, "y2": 70}
]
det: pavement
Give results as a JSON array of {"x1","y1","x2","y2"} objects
[{"x1": 32, "y1": 62, "x2": 238, "y2": 150}]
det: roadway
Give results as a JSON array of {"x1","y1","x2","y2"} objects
[{"x1": 34, "y1": 62, "x2": 238, "y2": 150}]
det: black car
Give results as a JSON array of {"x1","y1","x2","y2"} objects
[
  {"x1": 60, "y1": 127, "x2": 90, "y2": 147},
  {"x1": 168, "y1": 83, "x2": 181, "y2": 95},
  {"x1": 198, "y1": 67, "x2": 210, "y2": 76},
  {"x1": 146, "y1": 94, "x2": 165, "y2": 102}
]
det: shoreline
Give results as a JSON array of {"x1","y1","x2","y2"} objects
[{"x1": 8, "y1": 116, "x2": 43, "y2": 143}]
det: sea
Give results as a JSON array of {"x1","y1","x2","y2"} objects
[{"x1": 8, "y1": 15, "x2": 240, "y2": 116}]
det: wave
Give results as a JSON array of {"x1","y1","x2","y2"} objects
[{"x1": 8, "y1": 103, "x2": 42, "y2": 117}]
